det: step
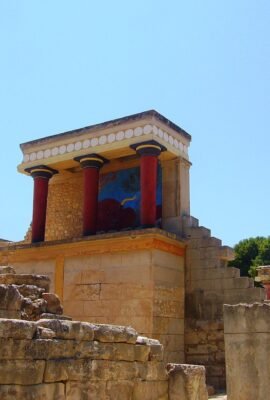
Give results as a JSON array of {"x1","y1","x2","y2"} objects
[
  {"x1": 219, "y1": 246, "x2": 235, "y2": 261},
  {"x1": 185, "y1": 226, "x2": 211, "y2": 239}
]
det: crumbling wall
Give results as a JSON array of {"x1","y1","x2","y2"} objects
[
  {"x1": 183, "y1": 216, "x2": 265, "y2": 389},
  {"x1": 0, "y1": 265, "x2": 208, "y2": 400},
  {"x1": 224, "y1": 302, "x2": 270, "y2": 400}
]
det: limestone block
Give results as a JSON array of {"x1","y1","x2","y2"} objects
[
  {"x1": 100, "y1": 283, "x2": 152, "y2": 300},
  {"x1": 44, "y1": 358, "x2": 92, "y2": 382},
  {"x1": 42, "y1": 292, "x2": 63, "y2": 314},
  {"x1": 219, "y1": 245, "x2": 235, "y2": 261},
  {"x1": 106, "y1": 380, "x2": 134, "y2": 400},
  {"x1": 138, "y1": 361, "x2": 168, "y2": 381},
  {"x1": 108, "y1": 315, "x2": 152, "y2": 334},
  {"x1": 62, "y1": 300, "x2": 84, "y2": 317},
  {"x1": 40, "y1": 313, "x2": 72, "y2": 320},
  {"x1": 154, "y1": 266, "x2": 184, "y2": 286},
  {"x1": 133, "y1": 381, "x2": 168, "y2": 400},
  {"x1": 0, "y1": 359, "x2": 45, "y2": 384},
  {"x1": 22, "y1": 297, "x2": 47, "y2": 320},
  {"x1": 167, "y1": 363, "x2": 208, "y2": 400},
  {"x1": 223, "y1": 287, "x2": 265, "y2": 304},
  {"x1": 105, "y1": 264, "x2": 152, "y2": 284},
  {"x1": 94, "y1": 323, "x2": 137, "y2": 343},
  {"x1": 154, "y1": 299, "x2": 184, "y2": 318},
  {"x1": 36, "y1": 319, "x2": 95, "y2": 340},
  {"x1": 154, "y1": 285, "x2": 184, "y2": 301},
  {"x1": 0, "y1": 310, "x2": 21, "y2": 319},
  {"x1": 0, "y1": 284, "x2": 23, "y2": 311},
  {"x1": 136, "y1": 336, "x2": 164, "y2": 361},
  {"x1": 15, "y1": 284, "x2": 45, "y2": 300},
  {"x1": 134, "y1": 344, "x2": 150, "y2": 361},
  {"x1": 66, "y1": 283, "x2": 100, "y2": 301},
  {"x1": 152, "y1": 249, "x2": 183, "y2": 270},
  {"x1": 0, "y1": 274, "x2": 50, "y2": 291},
  {"x1": 0, "y1": 318, "x2": 36, "y2": 339},
  {"x1": 66, "y1": 381, "x2": 107, "y2": 400},
  {"x1": 153, "y1": 317, "x2": 184, "y2": 335},
  {"x1": 91, "y1": 360, "x2": 139, "y2": 380},
  {"x1": 154, "y1": 334, "x2": 184, "y2": 352},
  {"x1": 0, "y1": 383, "x2": 65, "y2": 400},
  {"x1": 0, "y1": 266, "x2": 16, "y2": 274},
  {"x1": 80, "y1": 269, "x2": 105, "y2": 284},
  {"x1": 164, "y1": 350, "x2": 185, "y2": 364}
]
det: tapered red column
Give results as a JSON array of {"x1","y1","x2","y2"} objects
[
  {"x1": 74, "y1": 154, "x2": 107, "y2": 236},
  {"x1": 25, "y1": 165, "x2": 57, "y2": 243},
  {"x1": 131, "y1": 141, "x2": 166, "y2": 227}
]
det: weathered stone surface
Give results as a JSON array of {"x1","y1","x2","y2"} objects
[
  {"x1": 133, "y1": 381, "x2": 168, "y2": 400},
  {"x1": 40, "y1": 313, "x2": 72, "y2": 320},
  {"x1": 0, "y1": 285, "x2": 23, "y2": 311},
  {"x1": 15, "y1": 284, "x2": 45, "y2": 300},
  {"x1": 167, "y1": 363, "x2": 208, "y2": 400},
  {"x1": 94, "y1": 324, "x2": 138, "y2": 343},
  {"x1": 224, "y1": 303, "x2": 270, "y2": 400},
  {"x1": 0, "y1": 383, "x2": 65, "y2": 400},
  {"x1": 22, "y1": 297, "x2": 47, "y2": 320},
  {"x1": 66, "y1": 381, "x2": 107, "y2": 399},
  {"x1": 0, "y1": 318, "x2": 36, "y2": 339},
  {"x1": 42, "y1": 292, "x2": 63, "y2": 314},
  {"x1": 36, "y1": 326, "x2": 56, "y2": 339},
  {"x1": 106, "y1": 380, "x2": 134, "y2": 399},
  {"x1": 0, "y1": 266, "x2": 16, "y2": 274},
  {"x1": 0, "y1": 359, "x2": 45, "y2": 384},
  {"x1": 0, "y1": 274, "x2": 50, "y2": 291},
  {"x1": 137, "y1": 336, "x2": 164, "y2": 361},
  {"x1": 36, "y1": 319, "x2": 95, "y2": 340}
]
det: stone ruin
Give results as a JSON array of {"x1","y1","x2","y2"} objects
[{"x1": 0, "y1": 265, "x2": 208, "y2": 399}]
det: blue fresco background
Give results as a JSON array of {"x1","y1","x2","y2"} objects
[{"x1": 97, "y1": 165, "x2": 162, "y2": 231}]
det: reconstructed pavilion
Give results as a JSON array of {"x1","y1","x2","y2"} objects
[{"x1": 0, "y1": 110, "x2": 264, "y2": 389}]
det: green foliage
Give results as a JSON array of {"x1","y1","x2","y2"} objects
[{"x1": 228, "y1": 236, "x2": 270, "y2": 278}]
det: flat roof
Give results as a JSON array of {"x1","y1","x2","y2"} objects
[{"x1": 20, "y1": 110, "x2": 191, "y2": 150}]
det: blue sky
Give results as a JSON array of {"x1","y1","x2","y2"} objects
[{"x1": 0, "y1": 1, "x2": 269, "y2": 246}]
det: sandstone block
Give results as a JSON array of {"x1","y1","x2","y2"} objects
[
  {"x1": 0, "y1": 359, "x2": 45, "y2": 385},
  {"x1": 0, "y1": 383, "x2": 65, "y2": 400},
  {"x1": 167, "y1": 363, "x2": 208, "y2": 400},
  {"x1": 44, "y1": 358, "x2": 92, "y2": 382},
  {"x1": 134, "y1": 344, "x2": 150, "y2": 361},
  {"x1": 91, "y1": 360, "x2": 138, "y2": 381},
  {"x1": 36, "y1": 319, "x2": 95, "y2": 340},
  {"x1": 0, "y1": 318, "x2": 36, "y2": 339}
]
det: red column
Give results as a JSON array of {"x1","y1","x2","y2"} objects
[
  {"x1": 25, "y1": 166, "x2": 57, "y2": 243},
  {"x1": 131, "y1": 141, "x2": 166, "y2": 227},
  {"x1": 74, "y1": 154, "x2": 107, "y2": 236}
]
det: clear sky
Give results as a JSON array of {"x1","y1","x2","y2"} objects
[{"x1": 0, "y1": 1, "x2": 269, "y2": 246}]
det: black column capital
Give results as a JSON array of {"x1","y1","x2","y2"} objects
[
  {"x1": 130, "y1": 140, "x2": 166, "y2": 156},
  {"x1": 25, "y1": 165, "x2": 58, "y2": 179},
  {"x1": 74, "y1": 153, "x2": 108, "y2": 169}
]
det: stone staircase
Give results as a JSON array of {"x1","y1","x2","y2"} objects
[{"x1": 183, "y1": 216, "x2": 265, "y2": 389}]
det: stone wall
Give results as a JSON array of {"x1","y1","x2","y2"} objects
[
  {"x1": 0, "y1": 230, "x2": 185, "y2": 365},
  {"x1": 224, "y1": 302, "x2": 270, "y2": 400},
  {"x1": 183, "y1": 216, "x2": 265, "y2": 389},
  {"x1": 0, "y1": 265, "x2": 208, "y2": 400}
]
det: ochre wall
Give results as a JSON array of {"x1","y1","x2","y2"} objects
[{"x1": 1, "y1": 230, "x2": 185, "y2": 364}]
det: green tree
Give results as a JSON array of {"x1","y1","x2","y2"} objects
[{"x1": 228, "y1": 236, "x2": 270, "y2": 278}]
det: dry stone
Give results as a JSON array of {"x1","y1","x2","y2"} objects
[
  {"x1": 0, "y1": 318, "x2": 36, "y2": 339},
  {"x1": 0, "y1": 266, "x2": 16, "y2": 275},
  {"x1": 0, "y1": 285, "x2": 23, "y2": 311},
  {"x1": 36, "y1": 319, "x2": 95, "y2": 340},
  {"x1": 42, "y1": 293, "x2": 63, "y2": 314},
  {"x1": 0, "y1": 359, "x2": 45, "y2": 385},
  {"x1": 0, "y1": 274, "x2": 50, "y2": 291},
  {"x1": 94, "y1": 323, "x2": 138, "y2": 343},
  {"x1": 167, "y1": 363, "x2": 208, "y2": 400},
  {"x1": 0, "y1": 383, "x2": 65, "y2": 400}
]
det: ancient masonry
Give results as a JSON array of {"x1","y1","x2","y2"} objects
[
  {"x1": 0, "y1": 266, "x2": 208, "y2": 399},
  {"x1": 0, "y1": 110, "x2": 265, "y2": 392}
]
